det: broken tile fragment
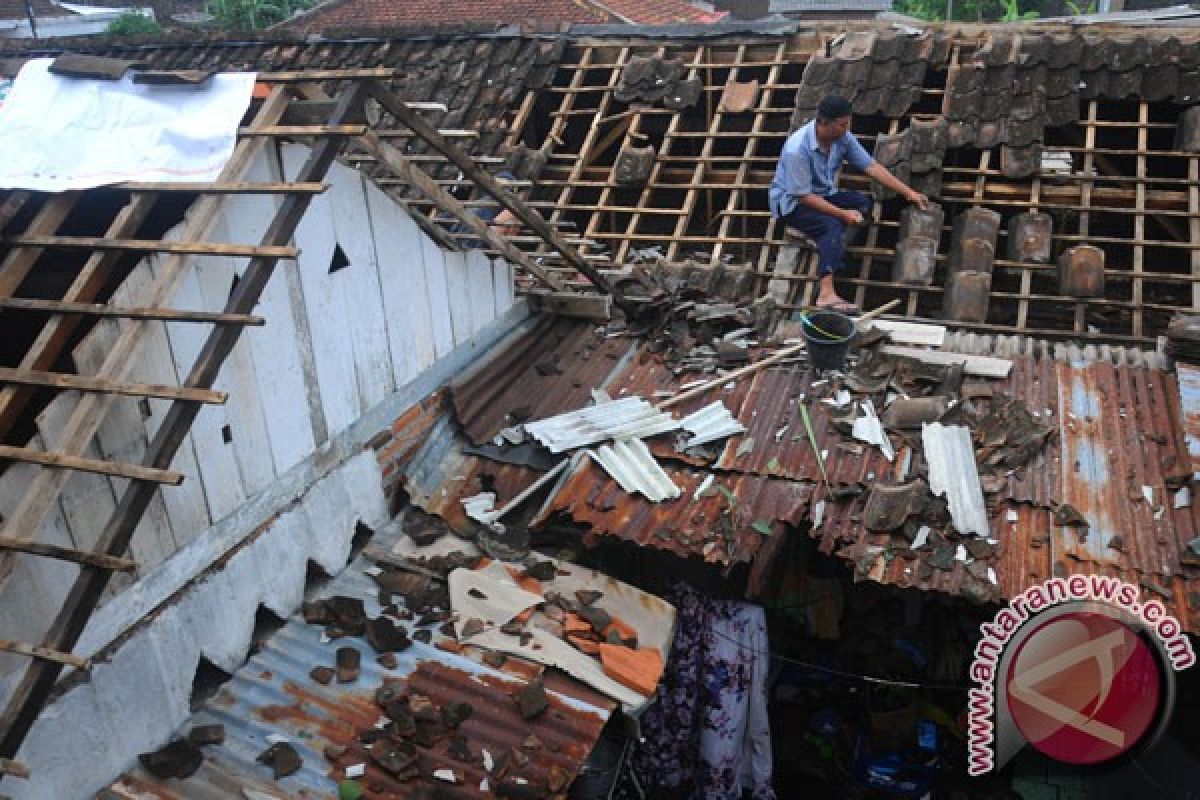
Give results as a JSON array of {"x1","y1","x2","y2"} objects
[
  {"x1": 310, "y1": 665, "x2": 335, "y2": 685},
  {"x1": 257, "y1": 742, "x2": 303, "y2": 780},
  {"x1": 516, "y1": 679, "x2": 549, "y2": 720},
  {"x1": 336, "y1": 647, "x2": 361, "y2": 683},
  {"x1": 365, "y1": 617, "x2": 412, "y2": 653},
  {"x1": 188, "y1": 724, "x2": 226, "y2": 747},
  {"x1": 139, "y1": 739, "x2": 204, "y2": 780}
]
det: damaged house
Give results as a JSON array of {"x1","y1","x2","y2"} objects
[{"x1": 0, "y1": 12, "x2": 1199, "y2": 800}]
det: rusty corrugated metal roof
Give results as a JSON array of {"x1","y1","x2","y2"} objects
[
  {"x1": 412, "y1": 316, "x2": 1200, "y2": 630},
  {"x1": 449, "y1": 317, "x2": 634, "y2": 447},
  {"x1": 106, "y1": 515, "x2": 612, "y2": 800},
  {"x1": 534, "y1": 457, "x2": 813, "y2": 594}
]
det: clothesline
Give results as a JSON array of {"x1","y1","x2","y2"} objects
[{"x1": 708, "y1": 626, "x2": 969, "y2": 692}]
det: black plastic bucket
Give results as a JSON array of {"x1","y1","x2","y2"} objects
[{"x1": 801, "y1": 310, "x2": 856, "y2": 372}]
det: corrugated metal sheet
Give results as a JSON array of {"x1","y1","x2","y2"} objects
[
  {"x1": 1053, "y1": 360, "x2": 1197, "y2": 579},
  {"x1": 535, "y1": 457, "x2": 813, "y2": 594},
  {"x1": 449, "y1": 318, "x2": 634, "y2": 446},
  {"x1": 608, "y1": 356, "x2": 903, "y2": 486},
  {"x1": 525, "y1": 396, "x2": 679, "y2": 453},
  {"x1": 588, "y1": 439, "x2": 682, "y2": 502},
  {"x1": 940, "y1": 331, "x2": 1170, "y2": 369},
  {"x1": 404, "y1": 413, "x2": 546, "y2": 532},
  {"x1": 106, "y1": 517, "x2": 612, "y2": 800}
]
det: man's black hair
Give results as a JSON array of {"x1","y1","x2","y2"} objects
[{"x1": 817, "y1": 94, "x2": 853, "y2": 122}]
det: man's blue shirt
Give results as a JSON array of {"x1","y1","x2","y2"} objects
[{"x1": 769, "y1": 120, "x2": 875, "y2": 218}]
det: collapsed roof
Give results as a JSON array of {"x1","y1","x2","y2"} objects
[{"x1": 3, "y1": 19, "x2": 1199, "y2": 345}]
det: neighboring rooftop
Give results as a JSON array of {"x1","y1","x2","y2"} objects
[{"x1": 276, "y1": 0, "x2": 725, "y2": 34}]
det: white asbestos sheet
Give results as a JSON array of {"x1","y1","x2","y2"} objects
[
  {"x1": 922, "y1": 422, "x2": 989, "y2": 537},
  {"x1": 0, "y1": 59, "x2": 255, "y2": 191}
]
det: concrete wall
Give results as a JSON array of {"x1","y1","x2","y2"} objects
[{"x1": 0, "y1": 140, "x2": 520, "y2": 773}]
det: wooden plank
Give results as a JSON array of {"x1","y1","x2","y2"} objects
[
  {"x1": 238, "y1": 124, "x2": 367, "y2": 136},
  {"x1": 364, "y1": 80, "x2": 609, "y2": 294},
  {"x1": 162, "y1": 261, "x2": 248, "y2": 519},
  {"x1": 191, "y1": 219, "x2": 277, "y2": 497},
  {"x1": 325, "y1": 160, "x2": 394, "y2": 412},
  {"x1": 0, "y1": 641, "x2": 87, "y2": 669},
  {"x1": 0, "y1": 296, "x2": 264, "y2": 325},
  {"x1": 257, "y1": 68, "x2": 395, "y2": 81},
  {"x1": 666, "y1": 44, "x2": 728, "y2": 264},
  {"x1": 1017, "y1": 174, "x2": 1042, "y2": 329},
  {"x1": 714, "y1": 42, "x2": 786, "y2": 270},
  {"x1": 442, "y1": 250, "x2": 473, "y2": 346},
  {"x1": 34, "y1": 394, "x2": 134, "y2": 598},
  {"x1": 282, "y1": 143, "x2": 362, "y2": 438},
  {"x1": 0, "y1": 196, "x2": 159, "y2": 442},
  {"x1": 1077, "y1": 101, "x2": 1097, "y2": 335},
  {"x1": 0, "y1": 537, "x2": 135, "y2": 571},
  {"x1": 491, "y1": 256, "x2": 516, "y2": 319},
  {"x1": 0, "y1": 193, "x2": 80, "y2": 298},
  {"x1": 0, "y1": 368, "x2": 226, "y2": 404},
  {"x1": 2, "y1": 236, "x2": 297, "y2": 259},
  {"x1": 879, "y1": 346, "x2": 1012, "y2": 378},
  {"x1": 233, "y1": 147, "x2": 318, "y2": 477},
  {"x1": 615, "y1": 47, "x2": 699, "y2": 264},
  {"x1": 365, "y1": 179, "x2": 440, "y2": 382},
  {"x1": 0, "y1": 758, "x2": 30, "y2": 779},
  {"x1": 117, "y1": 181, "x2": 328, "y2": 194},
  {"x1": 0, "y1": 454, "x2": 81, "y2": 686},
  {"x1": 0, "y1": 445, "x2": 182, "y2": 484},
  {"x1": 0, "y1": 82, "x2": 368, "y2": 762},
  {"x1": 525, "y1": 291, "x2": 612, "y2": 320},
  {"x1": 0, "y1": 86, "x2": 291, "y2": 589},
  {"x1": 1133, "y1": 102, "x2": 1147, "y2": 338},
  {"x1": 1191, "y1": 157, "x2": 1199, "y2": 311},
  {"x1": 465, "y1": 249, "x2": 498, "y2": 337}
]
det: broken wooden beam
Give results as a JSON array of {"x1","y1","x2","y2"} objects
[
  {"x1": 0, "y1": 297, "x2": 264, "y2": 325},
  {"x1": 291, "y1": 85, "x2": 564, "y2": 292},
  {"x1": 525, "y1": 291, "x2": 613, "y2": 320},
  {"x1": 0, "y1": 368, "x2": 227, "y2": 404},
  {"x1": 116, "y1": 181, "x2": 327, "y2": 195},
  {"x1": 364, "y1": 80, "x2": 612, "y2": 294},
  {"x1": 0, "y1": 641, "x2": 88, "y2": 669},
  {"x1": 239, "y1": 124, "x2": 368, "y2": 137},
  {"x1": 0, "y1": 445, "x2": 184, "y2": 485},
  {"x1": 0, "y1": 537, "x2": 136, "y2": 572}
]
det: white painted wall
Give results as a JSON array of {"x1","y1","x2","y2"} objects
[{"x1": 0, "y1": 143, "x2": 518, "y2": 707}]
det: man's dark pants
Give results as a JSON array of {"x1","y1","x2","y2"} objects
[{"x1": 778, "y1": 190, "x2": 873, "y2": 276}]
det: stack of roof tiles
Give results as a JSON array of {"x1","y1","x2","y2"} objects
[
  {"x1": 792, "y1": 28, "x2": 1200, "y2": 182},
  {"x1": 791, "y1": 29, "x2": 950, "y2": 129}
]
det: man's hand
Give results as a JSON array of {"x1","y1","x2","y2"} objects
[
  {"x1": 841, "y1": 209, "x2": 864, "y2": 225},
  {"x1": 906, "y1": 189, "x2": 930, "y2": 210}
]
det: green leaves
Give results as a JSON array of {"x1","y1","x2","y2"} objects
[{"x1": 105, "y1": 11, "x2": 163, "y2": 35}]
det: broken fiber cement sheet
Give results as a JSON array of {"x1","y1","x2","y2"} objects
[
  {"x1": 0, "y1": 59, "x2": 255, "y2": 191},
  {"x1": 448, "y1": 558, "x2": 676, "y2": 712},
  {"x1": 922, "y1": 422, "x2": 989, "y2": 537}
]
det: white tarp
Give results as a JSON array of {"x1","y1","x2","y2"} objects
[{"x1": 0, "y1": 59, "x2": 256, "y2": 191}]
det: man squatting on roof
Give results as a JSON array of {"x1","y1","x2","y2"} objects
[{"x1": 769, "y1": 94, "x2": 930, "y2": 313}]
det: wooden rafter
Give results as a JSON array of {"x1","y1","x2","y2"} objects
[
  {"x1": 0, "y1": 297, "x2": 264, "y2": 325},
  {"x1": 0, "y1": 368, "x2": 228, "y2": 405},
  {"x1": 0, "y1": 80, "x2": 371, "y2": 763}
]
